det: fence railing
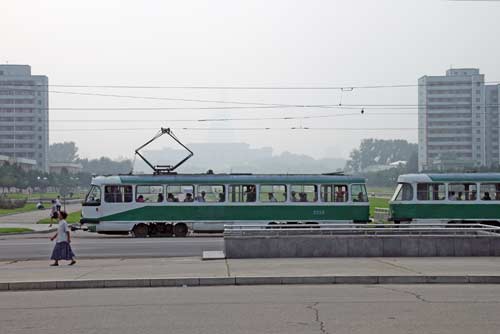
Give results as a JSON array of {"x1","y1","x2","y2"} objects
[{"x1": 224, "y1": 223, "x2": 500, "y2": 237}]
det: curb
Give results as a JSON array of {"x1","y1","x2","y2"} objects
[{"x1": 1, "y1": 275, "x2": 500, "y2": 292}]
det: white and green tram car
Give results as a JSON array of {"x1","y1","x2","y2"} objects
[
  {"x1": 81, "y1": 173, "x2": 370, "y2": 237},
  {"x1": 389, "y1": 173, "x2": 500, "y2": 225}
]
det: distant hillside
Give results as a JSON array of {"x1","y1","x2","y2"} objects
[{"x1": 134, "y1": 143, "x2": 346, "y2": 174}]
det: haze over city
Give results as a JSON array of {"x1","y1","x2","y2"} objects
[{"x1": 2, "y1": 0, "x2": 500, "y2": 161}]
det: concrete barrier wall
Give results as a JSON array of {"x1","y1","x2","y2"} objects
[{"x1": 224, "y1": 235, "x2": 500, "y2": 258}]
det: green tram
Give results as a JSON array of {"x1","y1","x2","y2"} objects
[
  {"x1": 389, "y1": 173, "x2": 500, "y2": 224},
  {"x1": 81, "y1": 173, "x2": 369, "y2": 237}
]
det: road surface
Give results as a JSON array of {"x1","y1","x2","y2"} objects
[
  {"x1": 0, "y1": 232, "x2": 223, "y2": 260},
  {"x1": 1, "y1": 284, "x2": 499, "y2": 334}
]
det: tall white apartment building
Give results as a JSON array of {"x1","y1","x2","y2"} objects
[
  {"x1": 418, "y1": 68, "x2": 500, "y2": 171},
  {"x1": 0, "y1": 65, "x2": 49, "y2": 172}
]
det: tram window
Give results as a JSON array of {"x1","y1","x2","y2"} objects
[
  {"x1": 260, "y1": 185, "x2": 286, "y2": 202},
  {"x1": 228, "y1": 185, "x2": 256, "y2": 202},
  {"x1": 104, "y1": 185, "x2": 132, "y2": 203},
  {"x1": 166, "y1": 185, "x2": 194, "y2": 202},
  {"x1": 290, "y1": 185, "x2": 317, "y2": 202},
  {"x1": 448, "y1": 183, "x2": 477, "y2": 201},
  {"x1": 136, "y1": 185, "x2": 164, "y2": 203},
  {"x1": 480, "y1": 183, "x2": 500, "y2": 201},
  {"x1": 320, "y1": 184, "x2": 348, "y2": 202},
  {"x1": 417, "y1": 183, "x2": 445, "y2": 201},
  {"x1": 84, "y1": 186, "x2": 101, "y2": 204},
  {"x1": 352, "y1": 184, "x2": 368, "y2": 202},
  {"x1": 196, "y1": 185, "x2": 225, "y2": 203},
  {"x1": 393, "y1": 183, "x2": 413, "y2": 201}
]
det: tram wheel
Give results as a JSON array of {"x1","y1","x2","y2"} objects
[
  {"x1": 132, "y1": 223, "x2": 149, "y2": 238},
  {"x1": 156, "y1": 223, "x2": 173, "y2": 237},
  {"x1": 173, "y1": 223, "x2": 188, "y2": 237}
]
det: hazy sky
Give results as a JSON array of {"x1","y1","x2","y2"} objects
[{"x1": 2, "y1": 0, "x2": 500, "y2": 161}]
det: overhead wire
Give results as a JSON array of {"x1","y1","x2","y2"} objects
[{"x1": 3, "y1": 81, "x2": 500, "y2": 89}]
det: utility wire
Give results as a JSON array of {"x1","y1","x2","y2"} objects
[
  {"x1": 3, "y1": 81, "x2": 500, "y2": 89},
  {"x1": 47, "y1": 126, "x2": 499, "y2": 132}
]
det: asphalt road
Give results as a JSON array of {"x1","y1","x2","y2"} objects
[
  {"x1": 0, "y1": 232, "x2": 224, "y2": 260},
  {"x1": 1, "y1": 285, "x2": 499, "y2": 334}
]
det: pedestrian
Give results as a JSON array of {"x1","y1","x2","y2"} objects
[
  {"x1": 55, "y1": 195, "x2": 62, "y2": 212},
  {"x1": 49, "y1": 199, "x2": 58, "y2": 227},
  {"x1": 49, "y1": 211, "x2": 76, "y2": 266}
]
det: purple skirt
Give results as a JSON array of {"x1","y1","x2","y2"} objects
[{"x1": 50, "y1": 241, "x2": 75, "y2": 260}]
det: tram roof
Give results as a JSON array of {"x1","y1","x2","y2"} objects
[
  {"x1": 91, "y1": 174, "x2": 366, "y2": 185},
  {"x1": 398, "y1": 173, "x2": 500, "y2": 183}
]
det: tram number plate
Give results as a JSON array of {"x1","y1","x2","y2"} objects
[{"x1": 313, "y1": 210, "x2": 325, "y2": 215}]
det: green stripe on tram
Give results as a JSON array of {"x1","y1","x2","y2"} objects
[
  {"x1": 391, "y1": 203, "x2": 500, "y2": 220},
  {"x1": 100, "y1": 205, "x2": 370, "y2": 222}
]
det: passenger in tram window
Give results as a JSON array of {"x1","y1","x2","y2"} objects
[
  {"x1": 299, "y1": 192, "x2": 308, "y2": 202},
  {"x1": 136, "y1": 195, "x2": 145, "y2": 202},
  {"x1": 457, "y1": 192, "x2": 463, "y2": 201},
  {"x1": 184, "y1": 193, "x2": 194, "y2": 202},
  {"x1": 157, "y1": 193, "x2": 164, "y2": 202},
  {"x1": 482, "y1": 192, "x2": 491, "y2": 201},
  {"x1": 167, "y1": 193, "x2": 175, "y2": 202},
  {"x1": 448, "y1": 191, "x2": 456, "y2": 200},
  {"x1": 124, "y1": 186, "x2": 133, "y2": 202},
  {"x1": 470, "y1": 190, "x2": 477, "y2": 200},
  {"x1": 355, "y1": 192, "x2": 364, "y2": 202},
  {"x1": 196, "y1": 191, "x2": 206, "y2": 202},
  {"x1": 104, "y1": 187, "x2": 113, "y2": 202},
  {"x1": 291, "y1": 191, "x2": 298, "y2": 202},
  {"x1": 246, "y1": 185, "x2": 256, "y2": 202},
  {"x1": 335, "y1": 189, "x2": 345, "y2": 202},
  {"x1": 218, "y1": 192, "x2": 225, "y2": 202},
  {"x1": 114, "y1": 186, "x2": 123, "y2": 203},
  {"x1": 268, "y1": 193, "x2": 277, "y2": 202}
]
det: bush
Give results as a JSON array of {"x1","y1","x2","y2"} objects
[{"x1": 0, "y1": 198, "x2": 26, "y2": 209}]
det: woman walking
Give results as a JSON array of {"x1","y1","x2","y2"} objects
[{"x1": 50, "y1": 211, "x2": 76, "y2": 266}]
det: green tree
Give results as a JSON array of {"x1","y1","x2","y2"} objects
[
  {"x1": 49, "y1": 142, "x2": 79, "y2": 163},
  {"x1": 345, "y1": 139, "x2": 418, "y2": 172}
]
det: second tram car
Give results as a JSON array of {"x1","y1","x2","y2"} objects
[{"x1": 389, "y1": 173, "x2": 500, "y2": 225}]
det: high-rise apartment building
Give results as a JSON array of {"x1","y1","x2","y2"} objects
[
  {"x1": 418, "y1": 68, "x2": 500, "y2": 171},
  {"x1": 0, "y1": 65, "x2": 49, "y2": 172}
]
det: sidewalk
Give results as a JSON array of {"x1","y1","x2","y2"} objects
[{"x1": 1, "y1": 257, "x2": 499, "y2": 291}]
